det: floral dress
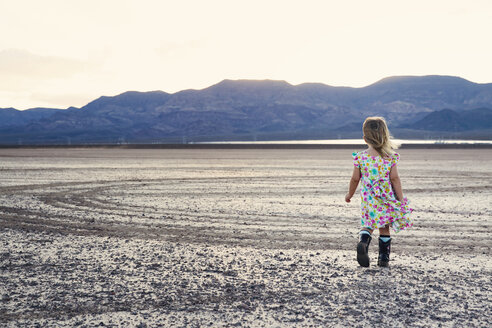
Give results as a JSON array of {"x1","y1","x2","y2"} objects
[{"x1": 352, "y1": 150, "x2": 413, "y2": 233}]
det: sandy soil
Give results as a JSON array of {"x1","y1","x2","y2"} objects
[{"x1": 0, "y1": 148, "x2": 491, "y2": 327}]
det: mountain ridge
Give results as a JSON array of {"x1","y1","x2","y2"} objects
[{"x1": 1, "y1": 75, "x2": 492, "y2": 144}]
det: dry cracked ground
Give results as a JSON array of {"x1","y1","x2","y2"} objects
[{"x1": 0, "y1": 148, "x2": 491, "y2": 327}]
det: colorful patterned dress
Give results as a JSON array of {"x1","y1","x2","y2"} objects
[{"x1": 352, "y1": 150, "x2": 413, "y2": 233}]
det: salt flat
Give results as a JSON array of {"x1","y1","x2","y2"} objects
[{"x1": 0, "y1": 148, "x2": 491, "y2": 327}]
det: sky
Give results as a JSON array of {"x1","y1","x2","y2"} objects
[{"x1": 1, "y1": 0, "x2": 492, "y2": 109}]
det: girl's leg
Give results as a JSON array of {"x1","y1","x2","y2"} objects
[{"x1": 378, "y1": 225, "x2": 390, "y2": 235}]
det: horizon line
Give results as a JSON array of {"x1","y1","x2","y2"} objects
[{"x1": 3, "y1": 74, "x2": 490, "y2": 111}]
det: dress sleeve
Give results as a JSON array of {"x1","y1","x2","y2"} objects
[
  {"x1": 352, "y1": 152, "x2": 360, "y2": 168},
  {"x1": 391, "y1": 153, "x2": 400, "y2": 168}
]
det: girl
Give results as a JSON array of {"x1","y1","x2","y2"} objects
[{"x1": 345, "y1": 117, "x2": 413, "y2": 267}]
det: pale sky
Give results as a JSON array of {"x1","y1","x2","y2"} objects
[{"x1": 1, "y1": 0, "x2": 492, "y2": 109}]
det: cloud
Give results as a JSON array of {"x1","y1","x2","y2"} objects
[
  {"x1": 0, "y1": 49, "x2": 103, "y2": 109},
  {"x1": 155, "y1": 40, "x2": 207, "y2": 58},
  {"x1": 0, "y1": 48, "x2": 88, "y2": 80},
  {"x1": 29, "y1": 92, "x2": 96, "y2": 108},
  {"x1": 0, "y1": 89, "x2": 95, "y2": 110}
]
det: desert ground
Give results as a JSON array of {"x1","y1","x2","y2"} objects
[{"x1": 0, "y1": 147, "x2": 491, "y2": 327}]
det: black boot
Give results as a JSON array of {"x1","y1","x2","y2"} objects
[
  {"x1": 357, "y1": 231, "x2": 372, "y2": 267},
  {"x1": 378, "y1": 236, "x2": 391, "y2": 267}
]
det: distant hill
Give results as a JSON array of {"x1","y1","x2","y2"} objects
[
  {"x1": 407, "y1": 108, "x2": 492, "y2": 131},
  {"x1": 1, "y1": 75, "x2": 492, "y2": 144},
  {"x1": 0, "y1": 107, "x2": 65, "y2": 128}
]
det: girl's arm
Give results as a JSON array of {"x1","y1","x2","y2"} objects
[
  {"x1": 345, "y1": 166, "x2": 361, "y2": 202},
  {"x1": 390, "y1": 165, "x2": 404, "y2": 201}
]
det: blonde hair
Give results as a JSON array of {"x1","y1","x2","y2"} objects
[{"x1": 362, "y1": 116, "x2": 398, "y2": 157}]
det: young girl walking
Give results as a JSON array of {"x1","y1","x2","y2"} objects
[{"x1": 345, "y1": 117, "x2": 413, "y2": 267}]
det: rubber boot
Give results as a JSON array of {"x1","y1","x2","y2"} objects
[
  {"x1": 378, "y1": 236, "x2": 391, "y2": 267},
  {"x1": 357, "y1": 231, "x2": 372, "y2": 267}
]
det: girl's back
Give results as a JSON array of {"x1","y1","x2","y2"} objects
[{"x1": 353, "y1": 149, "x2": 399, "y2": 182}]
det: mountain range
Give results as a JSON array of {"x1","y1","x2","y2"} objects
[{"x1": 1, "y1": 75, "x2": 492, "y2": 144}]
